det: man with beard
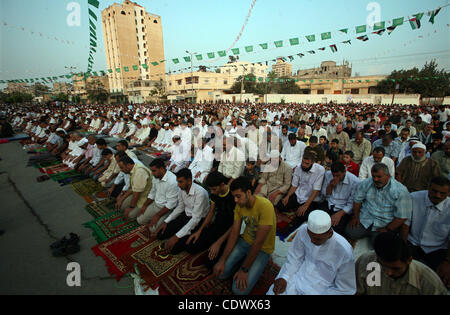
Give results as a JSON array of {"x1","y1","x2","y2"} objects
[
  {"x1": 355, "y1": 232, "x2": 447, "y2": 295},
  {"x1": 396, "y1": 142, "x2": 441, "y2": 192},
  {"x1": 345, "y1": 163, "x2": 412, "y2": 246}
]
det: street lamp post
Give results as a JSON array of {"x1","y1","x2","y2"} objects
[
  {"x1": 65, "y1": 66, "x2": 77, "y2": 105},
  {"x1": 239, "y1": 64, "x2": 248, "y2": 104},
  {"x1": 186, "y1": 50, "x2": 197, "y2": 103}
]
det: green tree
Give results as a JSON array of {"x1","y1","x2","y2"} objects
[
  {"x1": 86, "y1": 79, "x2": 109, "y2": 104},
  {"x1": 32, "y1": 83, "x2": 50, "y2": 97},
  {"x1": 376, "y1": 60, "x2": 449, "y2": 97}
]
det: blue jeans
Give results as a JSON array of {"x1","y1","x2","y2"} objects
[{"x1": 219, "y1": 237, "x2": 270, "y2": 295}]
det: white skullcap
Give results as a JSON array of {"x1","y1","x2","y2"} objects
[
  {"x1": 412, "y1": 142, "x2": 426, "y2": 150},
  {"x1": 307, "y1": 210, "x2": 331, "y2": 234},
  {"x1": 275, "y1": 121, "x2": 281, "y2": 125},
  {"x1": 164, "y1": 123, "x2": 170, "y2": 127}
]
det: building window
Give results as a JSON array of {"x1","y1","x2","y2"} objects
[
  {"x1": 351, "y1": 88, "x2": 359, "y2": 94},
  {"x1": 121, "y1": 11, "x2": 126, "y2": 15},
  {"x1": 224, "y1": 80, "x2": 228, "y2": 85},
  {"x1": 154, "y1": 20, "x2": 158, "y2": 24},
  {"x1": 317, "y1": 89, "x2": 325, "y2": 94},
  {"x1": 177, "y1": 80, "x2": 182, "y2": 85},
  {"x1": 142, "y1": 27, "x2": 145, "y2": 32},
  {"x1": 141, "y1": 10, "x2": 143, "y2": 15}
]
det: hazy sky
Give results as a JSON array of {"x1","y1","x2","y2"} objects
[{"x1": 1, "y1": 0, "x2": 449, "y2": 87}]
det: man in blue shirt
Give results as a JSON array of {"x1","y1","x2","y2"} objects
[{"x1": 345, "y1": 163, "x2": 412, "y2": 245}]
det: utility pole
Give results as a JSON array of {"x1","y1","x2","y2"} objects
[
  {"x1": 65, "y1": 66, "x2": 77, "y2": 105},
  {"x1": 239, "y1": 64, "x2": 248, "y2": 104},
  {"x1": 186, "y1": 50, "x2": 197, "y2": 104}
]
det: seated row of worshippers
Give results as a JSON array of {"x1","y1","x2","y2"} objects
[{"x1": 25, "y1": 121, "x2": 449, "y2": 294}]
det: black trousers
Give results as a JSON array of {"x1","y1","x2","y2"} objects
[
  {"x1": 408, "y1": 242, "x2": 447, "y2": 271},
  {"x1": 157, "y1": 212, "x2": 204, "y2": 255},
  {"x1": 185, "y1": 216, "x2": 233, "y2": 254},
  {"x1": 111, "y1": 182, "x2": 125, "y2": 198},
  {"x1": 276, "y1": 195, "x2": 320, "y2": 237}
]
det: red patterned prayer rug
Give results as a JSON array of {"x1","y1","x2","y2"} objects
[
  {"x1": 121, "y1": 239, "x2": 192, "y2": 289},
  {"x1": 276, "y1": 209, "x2": 297, "y2": 231},
  {"x1": 158, "y1": 258, "x2": 280, "y2": 296},
  {"x1": 91, "y1": 225, "x2": 153, "y2": 281}
]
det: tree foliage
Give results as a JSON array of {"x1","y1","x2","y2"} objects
[
  {"x1": 86, "y1": 79, "x2": 109, "y2": 104},
  {"x1": 376, "y1": 60, "x2": 450, "y2": 97},
  {"x1": 229, "y1": 73, "x2": 302, "y2": 95}
]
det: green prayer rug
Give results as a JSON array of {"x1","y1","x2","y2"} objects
[
  {"x1": 70, "y1": 179, "x2": 104, "y2": 196},
  {"x1": 83, "y1": 211, "x2": 140, "y2": 243},
  {"x1": 85, "y1": 198, "x2": 116, "y2": 218}
]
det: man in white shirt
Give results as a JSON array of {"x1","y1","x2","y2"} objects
[
  {"x1": 188, "y1": 138, "x2": 214, "y2": 184},
  {"x1": 168, "y1": 135, "x2": 190, "y2": 173},
  {"x1": 312, "y1": 121, "x2": 328, "y2": 140},
  {"x1": 359, "y1": 147, "x2": 395, "y2": 180},
  {"x1": 268, "y1": 210, "x2": 356, "y2": 295},
  {"x1": 276, "y1": 151, "x2": 326, "y2": 234},
  {"x1": 281, "y1": 133, "x2": 306, "y2": 169},
  {"x1": 155, "y1": 168, "x2": 210, "y2": 255},
  {"x1": 137, "y1": 158, "x2": 180, "y2": 231}
]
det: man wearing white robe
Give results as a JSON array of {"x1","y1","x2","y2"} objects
[{"x1": 267, "y1": 210, "x2": 356, "y2": 295}]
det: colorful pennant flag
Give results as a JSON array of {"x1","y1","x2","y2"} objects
[
  {"x1": 245, "y1": 46, "x2": 253, "y2": 52},
  {"x1": 387, "y1": 26, "x2": 397, "y2": 34},
  {"x1": 342, "y1": 40, "x2": 351, "y2": 44},
  {"x1": 356, "y1": 25, "x2": 367, "y2": 33},
  {"x1": 218, "y1": 50, "x2": 226, "y2": 57},
  {"x1": 373, "y1": 21, "x2": 385, "y2": 30},
  {"x1": 289, "y1": 38, "x2": 299, "y2": 46},
  {"x1": 306, "y1": 35, "x2": 315, "y2": 42},
  {"x1": 183, "y1": 56, "x2": 191, "y2": 62},
  {"x1": 429, "y1": 8, "x2": 441, "y2": 24},
  {"x1": 373, "y1": 29, "x2": 385, "y2": 35},
  {"x1": 409, "y1": 13, "x2": 424, "y2": 30},
  {"x1": 274, "y1": 40, "x2": 283, "y2": 48},
  {"x1": 393, "y1": 17, "x2": 404, "y2": 27},
  {"x1": 357, "y1": 35, "x2": 369, "y2": 41},
  {"x1": 195, "y1": 54, "x2": 203, "y2": 61},
  {"x1": 207, "y1": 52, "x2": 215, "y2": 58},
  {"x1": 330, "y1": 44, "x2": 338, "y2": 53},
  {"x1": 339, "y1": 28, "x2": 348, "y2": 34},
  {"x1": 259, "y1": 43, "x2": 268, "y2": 49},
  {"x1": 321, "y1": 32, "x2": 331, "y2": 40},
  {"x1": 231, "y1": 48, "x2": 240, "y2": 55}
]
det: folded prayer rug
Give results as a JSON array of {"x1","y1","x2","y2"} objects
[{"x1": 85, "y1": 198, "x2": 116, "y2": 218}]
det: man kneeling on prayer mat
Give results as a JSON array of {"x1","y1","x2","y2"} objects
[
  {"x1": 268, "y1": 210, "x2": 356, "y2": 295},
  {"x1": 137, "y1": 158, "x2": 180, "y2": 232},
  {"x1": 154, "y1": 168, "x2": 210, "y2": 255}
]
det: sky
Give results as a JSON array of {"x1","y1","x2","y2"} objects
[{"x1": 1, "y1": 0, "x2": 450, "y2": 88}]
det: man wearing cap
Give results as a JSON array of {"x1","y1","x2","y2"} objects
[
  {"x1": 281, "y1": 133, "x2": 306, "y2": 170},
  {"x1": 188, "y1": 137, "x2": 214, "y2": 184},
  {"x1": 268, "y1": 210, "x2": 356, "y2": 295},
  {"x1": 396, "y1": 142, "x2": 441, "y2": 192},
  {"x1": 255, "y1": 150, "x2": 293, "y2": 205},
  {"x1": 168, "y1": 135, "x2": 190, "y2": 173}
]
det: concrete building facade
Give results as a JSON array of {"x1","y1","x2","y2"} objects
[
  {"x1": 101, "y1": 0, "x2": 165, "y2": 95},
  {"x1": 296, "y1": 60, "x2": 352, "y2": 79},
  {"x1": 271, "y1": 58, "x2": 293, "y2": 77}
]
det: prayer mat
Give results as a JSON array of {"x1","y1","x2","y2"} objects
[
  {"x1": 70, "y1": 178, "x2": 104, "y2": 197},
  {"x1": 164, "y1": 259, "x2": 280, "y2": 295},
  {"x1": 49, "y1": 170, "x2": 80, "y2": 181},
  {"x1": 1, "y1": 134, "x2": 30, "y2": 142},
  {"x1": 158, "y1": 251, "x2": 212, "y2": 295},
  {"x1": 122, "y1": 239, "x2": 192, "y2": 288},
  {"x1": 83, "y1": 211, "x2": 140, "y2": 244},
  {"x1": 91, "y1": 225, "x2": 153, "y2": 280},
  {"x1": 33, "y1": 160, "x2": 61, "y2": 169},
  {"x1": 276, "y1": 210, "x2": 298, "y2": 241},
  {"x1": 58, "y1": 175, "x2": 89, "y2": 186},
  {"x1": 85, "y1": 198, "x2": 116, "y2": 218}
]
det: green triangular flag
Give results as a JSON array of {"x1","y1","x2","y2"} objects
[
  {"x1": 108, "y1": 69, "x2": 113, "y2": 73},
  {"x1": 373, "y1": 21, "x2": 385, "y2": 30},
  {"x1": 132, "y1": 65, "x2": 138, "y2": 70},
  {"x1": 207, "y1": 52, "x2": 215, "y2": 59},
  {"x1": 274, "y1": 40, "x2": 283, "y2": 48},
  {"x1": 289, "y1": 38, "x2": 299, "y2": 46},
  {"x1": 259, "y1": 43, "x2": 268, "y2": 49},
  {"x1": 195, "y1": 54, "x2": 203, "y2": 61},
  {"x1": 306, "y1": 35, "x2": 315, "y2": 42},
  {"x1": 124, "y1": 67, "x2": 129, "y2": 72},
  {"x1": 231, "y1": 48, "x2": 240, "y2": 55},
  {"x1": 393, "y1": 17, "x2": 404, "y2": 26},
  {"x1": 88, "y1": 0, "x2": 100, "y2": 9},
  {"x1": 115, "y1": 68, "x2": 121, "y2": 73},
  {"x1": 142, "y1": 64, "x2": 149, "y2": 69},
  {"x1": 183, "y1": 56, "x2": 191, "y2": 62},
  {"x1": 356, "y1": 25, "x2": 367, "y2": 33},
  {"x1": 172, "y1": 58, "x2": 180, "y2": 64},
  {"x1": 151, "y1": 62, "x2": 159, "y2": 66},
  {"x1": 218, "y1": 50, "x2": 226, "y2": 57},
  {"x1": 321, "y1": 32, "x2": 331, "y2": 40},
  {"x1": 339, "y1": 28, "x2": 348, "y2": 34},
  {"x1": 245, "y1": 46, "x2": 253, "y2": 52},
  {"x1": 429, "y1": 8, "x2": 441, "y2": 24}
]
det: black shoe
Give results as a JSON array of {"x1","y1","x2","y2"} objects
[
  {"x1": 50, "y1": 233, "x2": 80, "y2": 249},
  {"x1": 52, "y1": 243, "x2": 81, "y2": 257}
]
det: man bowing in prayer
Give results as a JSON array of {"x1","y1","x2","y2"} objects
[{"x1": 268, "y1": 210, "x2": 356, "y2": 295}]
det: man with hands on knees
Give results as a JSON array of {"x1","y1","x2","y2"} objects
[
  {"x1": 213, "y1": 176, "x2": 276, "y2": 295},
  {"x1": 154, "y1": 168, "x2": 210, "y2": 255},
  {"x1": 137, "y1": 158, "x2": 180, "y2": 232}
]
